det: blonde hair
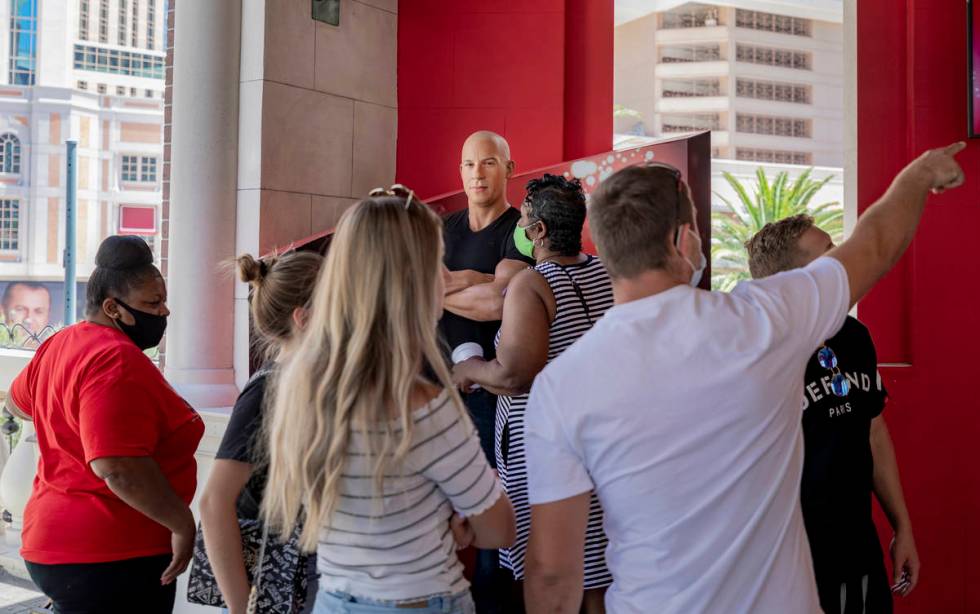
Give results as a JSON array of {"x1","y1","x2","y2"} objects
[
  {"x1": 236, "y1": 251, "x2": 323, "y2": 360},
  {"x1": 262, "y1": 193, "x2": 466, "y2": 551}
]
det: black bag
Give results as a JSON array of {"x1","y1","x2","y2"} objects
[{"x1": 186, "y1": 518, "x2": 310, "y2": 613}]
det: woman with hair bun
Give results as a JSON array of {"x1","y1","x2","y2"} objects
[
  {"x1": 197, "y1": 250, "x2": 323, "y2": 614},
  {"x1": 3, "y1": 235, "x2": 204, "y2": 613}
]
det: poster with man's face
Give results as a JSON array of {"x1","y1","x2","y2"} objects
[{"x1": 0, "y1": 281, "x2": 87, "y2": 344}]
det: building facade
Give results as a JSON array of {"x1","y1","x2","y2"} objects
[
  {"x1": 0, "y1": 0, "x2": 165, "y2": 317},
  {"x1": 615, "y1": 1, "x2": 844, "y2": 167}
]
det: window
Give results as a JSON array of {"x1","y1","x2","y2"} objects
[
  {"x1": 736, "y1": 44, "x2": 811, "y2": 70},
  {"x1": 9, "y1": 0, "x2": 38, "y2": 85},
  {"x1": 121, "y1": 155, "x2": 139, "y2": 181},
  {"x1": 131, "y1": 0, "x2": 139, "y2": 47},
  {"x1": 98, "y1": 0, "x2": 108, "y2": 43},
  {"x1": 73, "y1": 44, "x2": 165, "y2": 79},
  {"x1": 0, "y1": 199, "x2": 19, "y2": 252},
  {"x1": 97, "y1": 83, "x2": 107, "y2": 94},
  {"x1": 142, "y1": 233, "x2": 157, "y2": 261},
  {"x1": 130, "y1": 87, "x2": 137, "y2": 96},
  {"x1": 736, "y1": 78, "x2": 811, "y2": 104},
  {"x1": 116, "y1": 85, "x2": 126, "y2": 95},
  {"x1": 659, "y1": 43, "x2": 721, "y2": 64},
  {"x1": 661, "y1": 113, "x2": 721, "y2": 133},
  {"x1": 118, "y1": 0, "x2": 127, "y2": 45},
  {"x1": 660, "y1": 3, "x2": 721, "y2": 29},
  {"x1": 121, "y1": 155, "x2": 157, "y2": 182},
  {"x1": 736, "y1": 148, "x2": 812, "y2": 165},
  {"x1": 661, "y1": 78, "x2": 721, "y2": 98},
  {"x1": 144, "y1": 88, "x2": 154, "y2": 98},
  {"x1": 77, "y1": 80, "x2": 88, "y2": 90},
  {"x1": 735, "y1": 9, "x2": 811, "y2": 37},
  {"x1": 736, "y1": 113, "x2": 811, "y2": 138},
  {"x1": 146, "y1": 0, "x2": 155, "y2": 49},
  {"x1": 0, "y1": 134, "x2": 21, "y2": 174},
  {"x1": 78, "y1": 0, "x2": 89, "y2": 40},
  {"x1": 140, "y1": 156, "x2": 157, "y2": 182}
]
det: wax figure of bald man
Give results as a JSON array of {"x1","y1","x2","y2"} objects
[{"x1": 440, "y1": 131, "x2": 533, "y2": 613}]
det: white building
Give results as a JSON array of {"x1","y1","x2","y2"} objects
[
  {"x1": 0, "y1": 0, "x2": 166, "y2": 301},
  {"x1": 614, "y1": 0, "x2": 844, "y2": 167}
]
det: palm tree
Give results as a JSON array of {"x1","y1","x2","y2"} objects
[{"x1": 711, "y1": 168, "x2": 843, "y2": 291}]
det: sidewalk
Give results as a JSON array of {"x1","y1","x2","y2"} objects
[{"x1": 0, "y1": 569, "x2": 47, "y2": 614}]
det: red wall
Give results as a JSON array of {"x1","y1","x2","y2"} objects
[
  {"x1": 859, "y1": 2, "x2": 980, "y2": 612},
  {"x1": 397, "y1": 0, "x2": 613, "y2": 199}
]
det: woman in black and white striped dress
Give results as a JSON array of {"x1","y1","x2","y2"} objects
[{"x1": 453, "y1": 174, "x2": 614, "y2": 612}]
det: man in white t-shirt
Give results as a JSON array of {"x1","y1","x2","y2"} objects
[{"x1": 521, "y1": 145, "x2": 966, "y2": 614}]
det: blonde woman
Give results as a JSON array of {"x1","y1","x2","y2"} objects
[
  {"x1": 263, "y1": 187, "x2": 515, "y2": 614},
  {"x1": 196, "y1": 251, "x2": 323, "y2": 614}
]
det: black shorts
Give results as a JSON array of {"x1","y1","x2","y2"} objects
[{"x1": 26, "y1": 554, "x2": 176, "y2": 614}]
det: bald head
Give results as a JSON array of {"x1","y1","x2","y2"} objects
[
  {"x1": 460, "y1": 131, "x2": 514, "y2": 210},
  {"x1": 462, "y1": 130, "x2": 511, "y2": 162}
]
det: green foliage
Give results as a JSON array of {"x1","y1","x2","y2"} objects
[
  {"x1": 613, "y1": 104, "x2": 642, "y2": 119},
  {"x1": 711, "y1": 168, "x2": 843, "y2": 292}
]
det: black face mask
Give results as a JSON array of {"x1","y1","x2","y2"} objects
[{"x1": 112, "y1": 298, "x2": 167, "y2": 350}]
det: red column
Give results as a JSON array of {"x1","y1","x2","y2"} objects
[{"x1": 563, "y1": 0, "x2": 613, "y2": 161}]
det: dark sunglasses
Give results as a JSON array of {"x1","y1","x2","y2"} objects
[{"x1": 817, "y1": 345, "x2": 850, "y2": 397}]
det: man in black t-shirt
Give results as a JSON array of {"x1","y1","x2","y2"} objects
[
  {"x1": 441, "y1": 131, "x2": 534, "y2": 464},
  {"x1": 746, "y1": 215, "x2": 920, "y2": 614},
  {"x1": 440, "y1": 131, "x2": 532, "y2": 614}
]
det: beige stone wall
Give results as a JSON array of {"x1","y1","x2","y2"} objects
[{"x1": 238, "y1": 0, "x2": 398, "y2": 256}]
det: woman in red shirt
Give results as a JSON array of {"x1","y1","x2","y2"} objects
[{"x1": 4, "y1": 235, "x2": 204, "y2": 614}]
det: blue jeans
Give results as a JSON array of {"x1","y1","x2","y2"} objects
[{"x1": 313, "y1": 590, "x2": 476, "y2": 614}]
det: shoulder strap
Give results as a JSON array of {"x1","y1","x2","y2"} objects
[{"x1": 245, "y1": 522, "x2": 271, "y2": 614}]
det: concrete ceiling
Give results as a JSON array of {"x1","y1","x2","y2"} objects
[{"x1": 614, "y1": 0, "x2": 844, "y2": 26}]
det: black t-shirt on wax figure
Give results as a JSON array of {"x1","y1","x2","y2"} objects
[
  {"x1": 439, "y1": 207, "x2": 533, "y2": 359},
  {"x1": 439, "y1": 206, "x2": 533, "y2": 469},
  {"x1": 800, "y1": 316, "x2": 889, "y2": 583}
]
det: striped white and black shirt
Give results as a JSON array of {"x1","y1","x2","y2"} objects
[{"x1": 317, "y1": 391, "x2": 501, "y2": 602}]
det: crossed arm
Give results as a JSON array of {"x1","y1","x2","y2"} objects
[
  {"x1": 444, "y1": 259, "x2": 530, "y2": 322},
  {"x1": 452, "y1": 269, "x2": 552, "y2": 396}
]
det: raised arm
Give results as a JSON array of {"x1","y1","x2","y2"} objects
[
  {"x1": 444, "y1": 259, "x2": 529, "y2": 322},
  {"x1": 827, "y1": 142, "x2": 965, "y2": 308},
  {"x1": 452, "y1": 269, "x2": 552, "y2": 396}
]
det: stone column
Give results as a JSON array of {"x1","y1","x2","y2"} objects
[{"x1": 164, "y1": 0, "x2": 241, "y2": 410}]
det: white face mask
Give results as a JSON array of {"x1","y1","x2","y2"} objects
[{"x1": 676, "y1": 228, "x2": 707, "y2": 288}]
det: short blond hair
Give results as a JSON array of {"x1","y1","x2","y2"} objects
[{"x1": 744, "y1": 214, "x2": 815, "y2": 279}]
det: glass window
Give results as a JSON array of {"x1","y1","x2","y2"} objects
[
  {"x1": 121, "y1": 155, "x2": 140, "y2": 182},
  {"x1": 0, "y1": 134, "x2": 21, "y2": 174},
  {"x1": 118, "y1": 0, "x2": 127, "y2": 45},
  {"x1": 77, "y1": 80, "x2": 88, "y2": 90},
  {"x1": 735, "y1": 44, "x2": 811, "y2": 71},
  {"x1": 735, "y1": 114, "x2": 811, "y2": 138},
  {"x1": 72, "y1": 43, "x2": 166, "y2": 80},
  {"x1": 736, "y1": 148, "x2": 812, "y2": 165},
  {"x1": 0, "y1": 199, "x2": 20, "y2": 252},
  {"x1": 147, "y1": 0, "x2": 156, "y2": 49},
  {"x1": 659, "y1": 43, "x2": 721, "y2": 64},
  {"x1": 116, "y1": 85, "x2": 125, "y2": 95},
  {"x1": 660, "y1": 3, "x2": 721, "y2": 29},
  {"x1": 9, "y1": 0, "x2": 38, "y2": 85},
  {"x1": 98, "y1": 0, "x2": 108, "y2": 43},
  {"x1": 131, "y1": 0, "x2": 139, "y2": 47},
  {"x1": 661, "y1": 113, "x2": 721, "y2": 133},
  {"x1": 79, "y1": 0, "x2": 89, "y2": 40},
  {"x1": 97, "y1": 83, "x2": 106, "y2": 94},
  {"x1": 140, "y1": 156, "x2": 157, "y2": 182},
  {"x1": 734, "y1": 9, "x2": 811, "y2": 37},
  {"x1": 130, "y1": 87, "x2": 137, "y2": 97}
]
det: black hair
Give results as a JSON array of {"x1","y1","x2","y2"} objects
[
  {"x1": 524, "y1": 174, "x2": 587, "y2": 257},
  {"x1": 86, "y1": 235, "x2": 160, "y2": 316},
  {"x1": 1, "y1": 281, "x2": 50, "y2": 307}
]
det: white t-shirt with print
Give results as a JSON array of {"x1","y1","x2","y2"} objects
[{"x1": 525, "y1": 256, "x2": 850, "y2": 614}]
